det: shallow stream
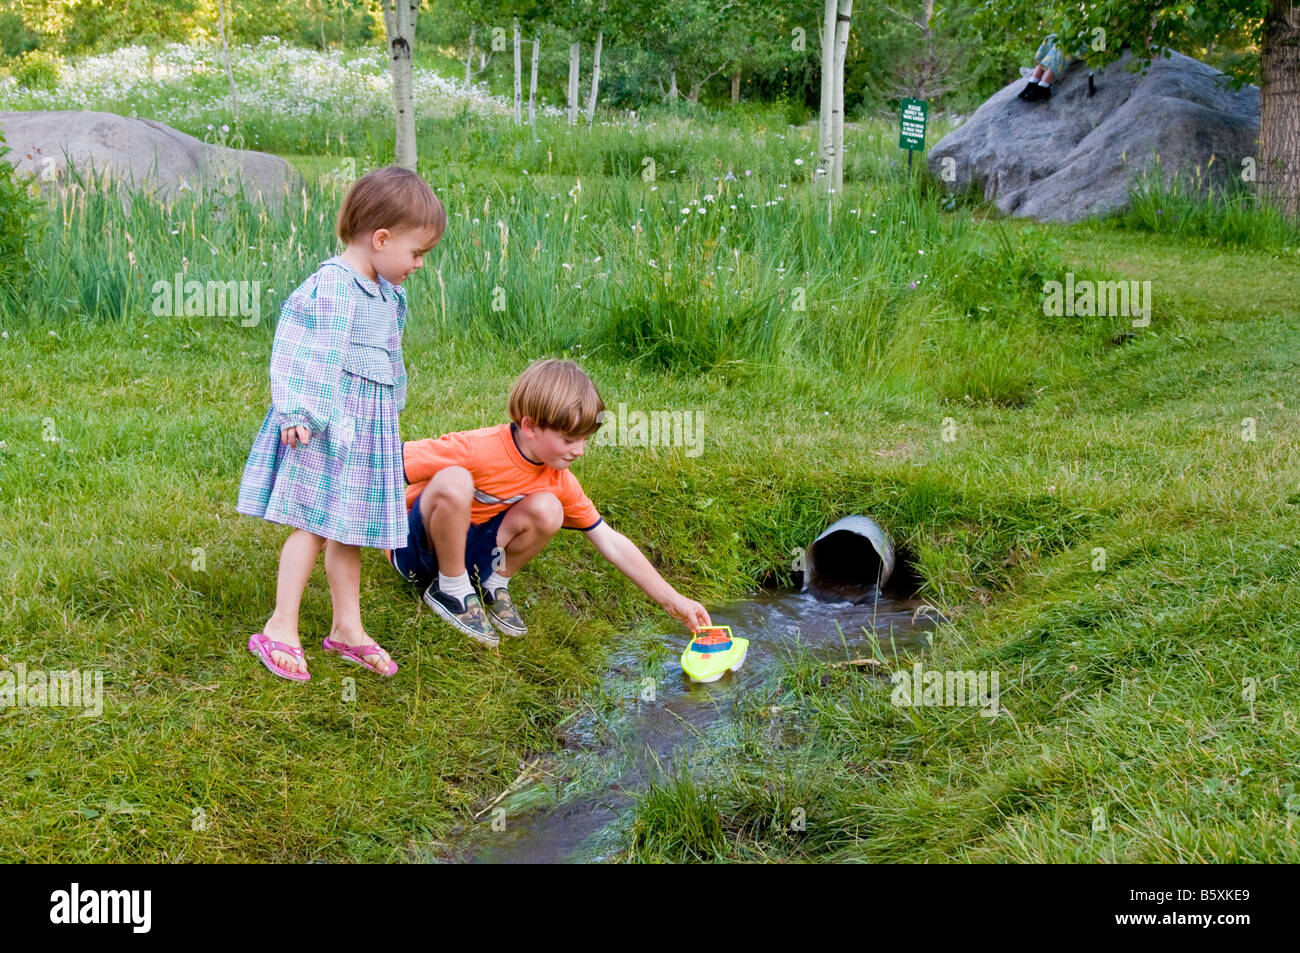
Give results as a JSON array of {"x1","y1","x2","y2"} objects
[{"x1": 437, "y1": 584, "x2": 933, "y2": 863}]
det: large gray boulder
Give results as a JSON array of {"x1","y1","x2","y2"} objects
[
  {"x1": 928, "y1": 50, "x2": 1259, "y2": 222},
  {"x1": 0, "y1": 109, "x2": 298, "y2": 203}
]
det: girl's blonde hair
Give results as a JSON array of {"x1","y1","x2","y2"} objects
[
  {"x1": 508, "y1": 359, "x2": 606, "y2": 439},
  {"x1": 336, "y1": 166, "x2": 446, "y2": 248}
]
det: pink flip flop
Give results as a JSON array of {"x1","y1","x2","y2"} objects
[
  {"x1": 248, "y1": 632, "x2": 310, "y2": 682},
  {"x1": 322, "y1": 636, "x2": 398, "y2": 677}
]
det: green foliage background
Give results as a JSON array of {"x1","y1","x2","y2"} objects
[{"x1": 0, "y1": 0, "x2": 1264, "y2": 118}]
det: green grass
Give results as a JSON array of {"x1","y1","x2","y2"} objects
[
  {"x1": 622, "y1": 231, "x2": 1300, "y2": 862},
  {"x1": 3, "y1": 46, "x2": 1299, "y2": 862},
  {"x1": 1117, "y1": 162, "x2": 1300, "y2": 250}
]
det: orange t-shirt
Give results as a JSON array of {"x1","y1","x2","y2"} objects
[{"x1": 401, "y1": 423, "x2": 602, "y2": 530}]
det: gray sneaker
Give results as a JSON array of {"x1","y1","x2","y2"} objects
[
  {"x1": 482, "y1": 586, "x2": 527, "y2": 636},
  {"x1": 422, "y1": 583, "x2": 498, "y2": 648}
]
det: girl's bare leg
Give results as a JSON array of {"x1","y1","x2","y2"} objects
[
  {"x1": 1031, "y1": 64, "x2": 1045, "y2": 81},
  {"x1": 262, "y1": 529, "x2": 327, "y2": 675},
  {"x1": 324, "y1": 540, "x2": 393, "y2": 670}
]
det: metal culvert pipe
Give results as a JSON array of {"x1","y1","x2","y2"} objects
[{"x1": 803, "y1": 515, "x2": 895, "y2": 598}]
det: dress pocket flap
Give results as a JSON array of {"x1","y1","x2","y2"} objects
[{"x1": 342, "y1": 346, "x2": 396, "y2": 385}]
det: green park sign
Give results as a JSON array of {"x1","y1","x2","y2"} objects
[{"x1": 898, "y1": 98, "x2": 928, "y2": 151}]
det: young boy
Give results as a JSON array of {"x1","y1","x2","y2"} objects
[{"x1": 388, "y1": 358, "x2": 712, "y2": 647}]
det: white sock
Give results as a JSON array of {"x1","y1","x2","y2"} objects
[
  {"x1": 482, "y1": 571, "x2": 510, "y2": 593},
  {"x1": 1037, "y1": 79, "x2": 1051, "y2": 87},
  {"x1": 438, "y1": 571, "x2": 474, "y2": 600}
]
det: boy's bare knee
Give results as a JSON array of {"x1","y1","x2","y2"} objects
[
  {"x1": 529, "y1": 492, "x2": 564, "y2": 534},
  {"x1": 425, "y1": 466, "x2": 475, "y2": 508}
]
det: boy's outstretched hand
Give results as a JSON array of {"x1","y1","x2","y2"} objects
[
  {"x1": 583, "y1": 523, "x2": 712, "y2": 631},
  {"x1": 665, "y1": 595, "x2": 711, "y2": 631}
]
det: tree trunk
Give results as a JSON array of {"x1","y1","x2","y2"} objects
[
  {"x1": 585, "y1": 28, "x2": 603, "y2": 124},
  {"x1": 667, "y1": 67, "x2": 678, "y2": 101},
  {"x1": 465, "y1": 24, "x2": 475, "y2": 86},
  {"x1": 528, "y1": 34, "x2": 539, "y2": 135},
  {"x1": 731, "y1": 70, "x2": 741, "y2": 104},
  {"x1": 817, "y1": 0, "x2": 836, "y2": 182},
  {"x1": 567, "y1": 40, "x2": 581, "y2": 124},
  {"x1": 1260, "y1": 0, "x2": 1300, "y2": 216},
  {"x1": 381, "y1": 0, "x2": 419, "y2": 171},
  {"x1": 512, "y1": 18, "x2": 522, "y2": 124},
  {"x1": 216, "y1": 0, "x2": 239, "y2": 123},
  {"x1": 920, "y1": 0, "x2": 934, "y2": 101},
  {"x1": 831, "y1": 0, "x2": 852, "y2": 192},
  {"x1": 688, "y1": 79, "x2": 703, "y2": 104}
]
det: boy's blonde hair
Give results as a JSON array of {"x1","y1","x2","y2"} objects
[
  {"x1": 508, "y1": 359, "x2": 605, "y2": 439},
  {"x1": 337, "y1": 166, "x2": 446, "y2": 249}
]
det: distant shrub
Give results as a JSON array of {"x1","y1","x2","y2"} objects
[
  {"x1": 774, "y1": 95, "x2": 812, "y2": 126},
  {"x1": 0, "y1": 131, "x2": 40, "y2": 309},
  {"x1": 0, "y1": 11, "x2": 41, "y2": 59},
  {"x1": 9, "y1": 48, "x2": 60, "y2": 89}
]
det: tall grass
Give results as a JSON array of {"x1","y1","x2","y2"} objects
[
  {"x1": 1118, "y1": 164, "x2": 1300, "y2": 249},
  {"x1": 0, "y1": 129, "x2": 41, "y2": 307},
  {"x1": 9, "y1": 114, "x2": 1062, "y2": 400}
]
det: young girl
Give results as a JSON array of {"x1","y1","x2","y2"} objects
[{"x1": 237, "y1": 166, "x2": 446, "y2": 681}]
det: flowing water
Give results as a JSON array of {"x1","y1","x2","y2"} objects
[{"x1": 437, "y1": 586, "x2": 933, "y2": 863}]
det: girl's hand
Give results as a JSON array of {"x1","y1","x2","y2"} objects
[{"x1": 280, "y1": 425, "x2": 311, "y2": 448}]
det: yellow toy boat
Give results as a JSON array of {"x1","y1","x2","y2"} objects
[{"x1": 680, "y1": 625, "x2": 749, "y2": 683}]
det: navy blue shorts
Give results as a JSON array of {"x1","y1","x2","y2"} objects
[{"x1": 389, "y1": 494, "x2": 508, "y2": 589}]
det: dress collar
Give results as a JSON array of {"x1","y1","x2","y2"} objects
[{"x1": 324, "y1": 255, "x2": 393, "y2": 301}]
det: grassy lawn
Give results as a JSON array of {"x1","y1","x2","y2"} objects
[{"x1": 627, "y1": 230, "x2": 1300, "y2": 862}]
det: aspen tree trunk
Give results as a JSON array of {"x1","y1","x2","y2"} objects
[
  {"x1": 465, "y1": 24, "x2": 475, "y2": 85},
  {"x1": 528, "y1": 34, "x2": 540, "y2": 134},
  {"x1": 512, "y1": 17, "x2": 522, "y2": 124},
  {"x1": 731, "y1": 70, "x2": 741, "y2": 104},
  {"x1": 667, "y1": 67, "x2": 678, "y2": 100},
  {"x1": 567, "y1": 40, "x2": 581, "y2": 124},
  {"x1": 1260, "y1": 0, "x2": 1300, "y2": 216},
  {"x1": 381, "y1": 0, "x2": 419, "y2": 171},
  {"x1": 217, "y1": 0, "x2": 239, "y2": 123},
  {"x1": 831, "y1": 0, "x2": 852, "y2": 192},
  {"x1": 585, "y1": 28, "x2": 603, "y2": 124},
  {"x1": 817, "y1": 0, "x2": 836, "y2": 182},
  {"x1": 920, "y1": 0, "x2": 934, "y2": 101}
]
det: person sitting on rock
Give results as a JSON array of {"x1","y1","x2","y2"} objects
[{"x1": 1019, "y1": 33, "x2": 1092, "y2": 102}]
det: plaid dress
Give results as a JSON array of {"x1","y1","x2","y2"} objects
[
  {"x1": 237, "y1": 257, "x2": 410, "y2": 549},
  {"x1": 1034, "y1": 34, "x2": 1089, "y2": 79}
]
